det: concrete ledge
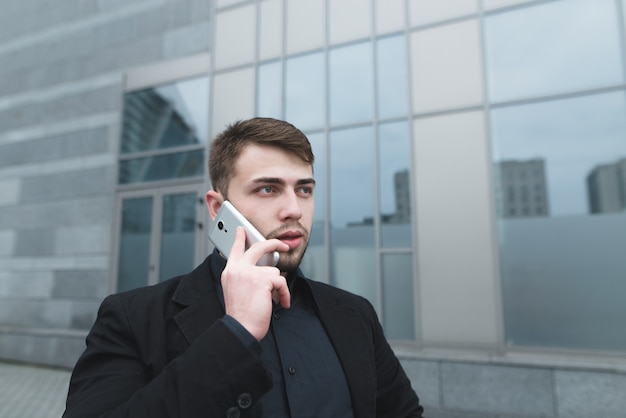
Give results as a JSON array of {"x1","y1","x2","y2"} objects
[{"x1": 397, "y1": 349, "x2": 626, "y2": 418}]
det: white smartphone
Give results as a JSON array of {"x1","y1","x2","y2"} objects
[{"x1": 208, "y1": 201, "x2": 280, "y2": 267}]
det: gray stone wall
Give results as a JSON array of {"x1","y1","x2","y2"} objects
[
  {"x1": 400, "y1": 357, "x2": 626, "y2": 418},
  {"x1": 0, "y1": 0, "x2": 211, "y2": 367}
]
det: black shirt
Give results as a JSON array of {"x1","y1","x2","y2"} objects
[{"x1": 210, "y1": 251, "x2": 354, "y2": 417}]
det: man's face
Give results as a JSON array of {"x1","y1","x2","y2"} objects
[{"x1": 225, "y1": 144, "x2": 315, "y2": 273}]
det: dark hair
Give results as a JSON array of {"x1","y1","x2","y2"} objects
[{"x1": 208, "y1": 117, "x2": 314, "y2": 197}]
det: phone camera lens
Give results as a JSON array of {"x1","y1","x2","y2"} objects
[{"x1": 217, "y1": 221, "x2": 224, "y2": 230}]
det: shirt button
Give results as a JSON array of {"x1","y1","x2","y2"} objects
[
  {"x1": 273, "y1": 312, "x2": 280, "y2": 319},
  {"x1": 288, "y1": 366, "x2": 296, "y2": 375},
  {"x1": 237, "y1": 393, "x2": 252, "y2": 409},
  {"x1": 226, "y1": 406, "x2": 241, "y2": 418}
]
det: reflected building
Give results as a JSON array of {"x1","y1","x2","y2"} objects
[
  {"x1": 350, "y1": 169, "x2": 411, "y2": 225},
  {"x1": 494, "y1": 159, "x2": 549, "y2": 218},
  {"x1": 587, "y1": 157, "x2": 626, "y2": 214},
  {"x1": 119, "y1": 89, "x2": 203, "y2": 184},
  {"x1": 391, "y1": 169, "x2": 411, "y2": 223},
  {"x1": 121, "y1": 89, "x2": 201, "y2": 152}
]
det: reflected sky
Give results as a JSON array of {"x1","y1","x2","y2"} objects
[
  {"x1": 330, "y1": 42, "x2": 374, "y2": 125},
  {"x1": 286, "y1": 52, "x2": 325, "y2": 131},
  {"x1": 330, "y1": 126, "x2": 375, "y2": 227},
  {"x1": 377, "y1": 35, "x2": 409, "y2": 119},
  {"x1": 484, "y1": 0, "x2": 623, "y2": 102},
  {"x1": 258, "y1": 61, "x2": 282, "y2": 119},
  {"x1": 491, "y1": 91, "x2": 626, "y2": 216}
]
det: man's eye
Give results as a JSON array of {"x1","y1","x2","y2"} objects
[
  {"x1": 299, "y1": 186, "x2": 313, "y2": 195},
  {"x1": 258, "y1": 186, "x2": 274, "y2": 194}
]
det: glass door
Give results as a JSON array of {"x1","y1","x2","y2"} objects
[{"x1": 116, "y1": 184, "x2": 207, "y2": 292}]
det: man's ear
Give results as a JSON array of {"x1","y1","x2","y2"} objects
[{"x1": 205, "y1": 190, "x2": 224, "y2": 220}]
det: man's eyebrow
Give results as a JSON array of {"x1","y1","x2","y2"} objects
[
  {"x1": 296, "y1": 178, "x2": 316, "y2": 186},
  {"x1": 251, "y1": 177, "x2": 285, "y2": 185},
  {"x1": 251, "y1": 177, "x2": 316, "y2": 186}
]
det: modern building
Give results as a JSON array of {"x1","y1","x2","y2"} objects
[
  {"x1": 587, "y1": 158, "x2": 626, "y2": 213},
  {"x1": 494, "y1": 159, "x2": 549, "y2": 218},
  {"x1": 1, "y1": 0, "x2": 626, "y2": 417}
]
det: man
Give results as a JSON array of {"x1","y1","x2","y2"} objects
[{"x1": 64, "y1": 117, "x2": 424, "y2": 417}]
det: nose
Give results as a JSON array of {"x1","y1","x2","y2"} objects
[{"x1": 279, "y1": 190, "x2": 302, "y2": 221}]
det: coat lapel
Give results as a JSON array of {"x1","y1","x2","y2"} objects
[{"x1": 171, "y1": 256, "x2": 225, "y2": 346}]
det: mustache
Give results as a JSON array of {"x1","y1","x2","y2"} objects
[{"x1": 267, "y1": 222, "x2": 309, "y2": 240}]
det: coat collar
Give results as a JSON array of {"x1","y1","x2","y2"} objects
[{"x1": 171, "y1": 255, "x2": 224, "y2": 345}]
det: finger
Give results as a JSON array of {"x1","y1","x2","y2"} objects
[
  {"x1": 227, "y1": 227, "x2": 247, "y2": 262},
  {"x1": 270, "y1": 275, "x2": 291, "y2": 309},
  {"x1": 243, "y1": 238, "x2": 289, "y2": 265}
]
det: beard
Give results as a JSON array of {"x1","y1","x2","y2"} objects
[{"x1": 267, "y1": 223, "x2": 310, "y2": 274}]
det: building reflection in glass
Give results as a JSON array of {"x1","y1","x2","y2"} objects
[{"x1": 119, "y1": 76, "x2": 208, "y2": 184}]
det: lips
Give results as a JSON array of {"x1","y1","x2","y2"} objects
[{"x1": 277, "y1": 231, "x2": 304, "y2": 249}]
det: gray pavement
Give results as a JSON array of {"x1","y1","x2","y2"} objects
[{"x1": 0, "y1": 362, "x2": 71, "y2": 418}]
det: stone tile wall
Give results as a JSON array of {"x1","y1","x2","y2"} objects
[{"x1": 0, "y1": 0, "x2": 211, "y2": 367}]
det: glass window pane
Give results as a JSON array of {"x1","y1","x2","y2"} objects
[
  {"x1": 119, "y1": 150, "x2": 205, "y2": 184},
  {"x1": 121, "y1": 76, "x2": 209, "y2": 153},
  {"x1": 286, "y1": 52, "x2": 325, "y2": 131},
  {"x1": 117, "y1": 197, "x2": 152, "y2": 292},
  {"x1": 258, "y1": 61, "x2": 283, "y2": 119},
  {"x1": 330, "y1": 127, "x2": 376, "y2": 303},
  {"x1": 382, "y1": 253, "x2": 415, "y2": 340},
  {"x1": 300, "y1": 132, "x2": 328, "y2": 282},
  {"x1": 377, "y1": 35, "x2": 409, "y2": 120},
  {"x1": 491, "y1": 91, "x2": 626, "y2": 351},
  {"x1": 492, "y1": 92, "x2": 626, "y2": 216},
  {"x1": 484, "y1": 0, "x2": 623, "y2": 103},
  {"x1": 330, "y1": 42, "x2": 374, "y2": 126},
  {"x1": 379, "y1": 121, "x2": 412, "y2": 247},
  {"x1": 159, "y1": 193, "x2": 197, "y2": 281}
]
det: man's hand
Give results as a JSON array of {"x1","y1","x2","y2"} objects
[{"x1": 221, "y1": 227, "x2": 290, "y2": 341}]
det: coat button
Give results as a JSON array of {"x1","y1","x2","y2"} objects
[
  {"x1": 237, "y1": 393, "x2": 252, "y2": 409},
  {"x1": 226, "y1": 406, "x2": 240, "y2": 418}
]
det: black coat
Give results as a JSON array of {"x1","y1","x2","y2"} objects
[{"x1": 64, "y1": 255, "x2": 424, "y2": 417}]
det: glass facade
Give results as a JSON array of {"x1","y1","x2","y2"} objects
[
  {"x1": 116, "y1": 75, "x2": 208, "y2": 291},
  {"x1": 249, "y1": 29, "x2": 416, "y2": 334},
  {"x1": 485, "y1": 0, "x2": 626, "y2": 351},
  {"x1": 115, "y1": 0, "x2": 626, "y2": 355}
]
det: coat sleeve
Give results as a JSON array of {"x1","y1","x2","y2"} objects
[{"x1": 63, "y1": 294, "x2": 273, "y2": 418}]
